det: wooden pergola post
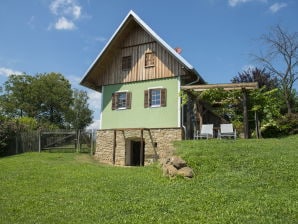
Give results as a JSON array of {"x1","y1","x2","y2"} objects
[{"x1": 242, "y1": 88, "x2": 249, "y2": 139}]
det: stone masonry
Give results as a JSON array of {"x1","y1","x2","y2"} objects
[{"x1": 94, "y1": 128, "x2": 182, "y2": 166}]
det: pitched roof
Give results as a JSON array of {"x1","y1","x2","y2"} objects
[{"x1": 80, "y1": 10, "x2": 204, "y2": 91}]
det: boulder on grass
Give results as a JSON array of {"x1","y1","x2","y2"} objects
[
  {"x1": 162, "y1": 164, "x2": 178, "y2": 177},
  {"x1": 170, "y1": 156, "x2": 187, "y2": 169},
  {"x1": 177, "y1": 167, "x2": 194, "y2": 178}
]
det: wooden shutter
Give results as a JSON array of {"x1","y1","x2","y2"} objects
[
  {"x1": 126, "y1": 92, "x2": 132, "y2": 109},
  {"x1": 144, "y1": 90, "x2": 149, "y2": 108},
  {"x1": 111, "y1": 93, "x2": 117, "y2": 110},
  {"x1": 145, "y1": 52, "x2": 155, "y2": 67},
  {"x1": 161, "y1": 88, "x2": 167, "y2": 107}
]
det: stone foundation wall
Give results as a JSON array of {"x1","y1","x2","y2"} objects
[{"x1": 94, "y1": 128, "x2": 182, "y2": 166}]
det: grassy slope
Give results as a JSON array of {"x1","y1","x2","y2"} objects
[{"x1": 0, "y1": 136, "x2": 297, "y2": 223}]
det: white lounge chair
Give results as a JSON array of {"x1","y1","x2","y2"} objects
[
  {"x1": 218, "y1": 124, "x2": 237, "y2": 140},
  {"x1": 194, "y1": 124, "x2": 214, "y2": 139}
]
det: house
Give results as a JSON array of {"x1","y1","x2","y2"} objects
[{"x1": 80, "y1": 10, "x2": 206, "y2": 166}]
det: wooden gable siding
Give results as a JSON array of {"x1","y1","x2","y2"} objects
[{"x1": 97, "y1": 25, "x2": 186, "y2": 86}]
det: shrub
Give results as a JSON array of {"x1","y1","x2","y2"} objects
[
  {"x1": 278, "y1": 113, "x2": 298, "y2": 135},
  {"x1": 261, "y1": 113, "x2": 298, "y2": 138},
  {"x1": 0, "y1": 120, "x2": 17, "y2": 155},
  {"x1": 261, "y1": 122, "x2": 282, "y2": 138}
]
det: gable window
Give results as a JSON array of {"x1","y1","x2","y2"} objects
[
  {"x1": 144, "y1": 88, "x2": 167, "y2": 108},
  {"x1": 112, "y1": 91, "x2": 132, "y2": 110},
  {"x1": 145, "y1": 52, "x2": 155, "y2": 67},
  {"x1": 122, "y1": 56, "x2": 132, "y2": 71}
]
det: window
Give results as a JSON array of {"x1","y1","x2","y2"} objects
[
  {"x1": 150, "y1": 89, "x2": 161, "y2": 107},
  {"x1": 145, "y1": 52, "x2": 155, "y2": 67},
  {"x1": 122, "y1": 56, "x2": 132, "y2": 71},
  {"x1": 112, "y1": 92, "x2": 131, "y2": 110},
  {"x1": 144, "y1": 88, "x2": 167, "y2": 108}
]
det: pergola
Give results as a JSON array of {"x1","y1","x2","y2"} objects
[{"x1": 181, "y1": 82, "x2": 259, "y2": 139}]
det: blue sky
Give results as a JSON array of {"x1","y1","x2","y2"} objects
[{"x1": 0, "y1": 0, "x2": 297, "y2": 128}]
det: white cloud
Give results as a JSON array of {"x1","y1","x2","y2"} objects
[
  {"x1": 269, "y1": 2, "x2": 287, "y2": 13},
  {"x1": 50, "y1": 0, "x2": 81, "y2": 19},
  {"x1": 72, "y1": 5, "x2": 81, "y2": 19},
  {"x1": 87, "y1": 119, "x2": 100, "y2": 130},
  {"x1": 49, "y1": 0, "x2": 82, "y2": 31},
  {"x1": 0, "y1": 67, "x2": 22, "y2": 77},
  {"x1": 88, "y1": 91, "x2": 101, "y2": 110},
  {"x1": 228, "y1": 0, "x2": 267, "y2": 7},
  {"x1": 86, "y1": 91, "x2": 101, "y2": 130},
  {"x1": 54, "y1": 17, "x2": 76, "y2": 30}
]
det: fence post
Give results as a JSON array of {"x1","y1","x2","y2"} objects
[
  {"x1": 15, "y1": 134, "x2": 18, "y2": 155},
  {"x1": 38, "y1": 130, "x2": 41, "y2": 153},
  {"x1": 91, "y1": 129, "x2": 96, "y2": 156},
  {"x1": 76, "y1": 129, "x2": 80, "y2": 153}
]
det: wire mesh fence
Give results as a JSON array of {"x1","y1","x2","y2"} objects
[{"x1": 2, "y1": 129, "x2": 97, "y2": 156}]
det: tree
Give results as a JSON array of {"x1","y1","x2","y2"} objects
[
  {"x1": 1, "y1": 74, "x2": 35, "y2": 117},
  {"x1": 256, "y1": 25, "x2": 298, "y2": 114},
  {"x1": 32, "y1": 72, "x2": 73, "y2": 127},
  {"x1": 231, "y1": 67, "x2": 281, "y2": 137},
  {"x1": 231, "y1": 67, "x2": 278, "y2": 90},
  {"x1": 66, "y1": 89, "x2": 93, "y2": 130},
  {"x1": 1, "y1": 72, "x2": 73, "y2": 128}
]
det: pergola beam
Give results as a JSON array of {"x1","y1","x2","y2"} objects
[{"x1": 181, "y1": 82, "x2": 258, "y2": 91}]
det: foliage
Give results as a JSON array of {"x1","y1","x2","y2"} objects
[
  {"x1": 33, "y1": 73, "x2": 73, "y2": 126},
  {"x1": 1, "y1": 74, "x2": 35, "y2": 117},
  {"x1": 231, "y1": 67, "x2": 281, "y2": 125},
  {"x1": 0, "y1": 119, "x2": 16, "y2": 153},
  {"x1": 0, "y1": 137, "x2": 297, "y2": 223},
  {"x1": 66, "y1": 89, "x2": 93, "y2": 130},
  {"x1": 261, "y1": 113, "x2": 298, "y2": 138},
  {"x1": 1, "y1": 72, "x2": 78, "y2": 128},
  {"x1": 256, "y1": 25, "x2": 298, "y2": 114},
  {"x1": 199, "y1": 88, "x2": 242, "y2": 122},
  {"x1": 231, "y1": 67, "x2": 278, "y2": 90},
  {"x1": 260, "y1": 121, "x2": 282, "y2": 138},
  {"x1": 179, "y1": 90, "x2": 190, "y2": 106},
  {"x1": 249, "y1": 87, "x2": 281, "y2": 122},
  {"x1": 13, "y1": 117, "x2": 39, "y2": 131},
  {"x1": 277, "y1": 113, "x2": 298, "y2": 135}
]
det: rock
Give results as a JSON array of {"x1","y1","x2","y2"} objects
[
  {"x1": 159, "y1": 155, "x2": 194, "y2": 178},
  {"x1": 170, "y1": 156, "x2": 187, "y2": 169},
  {"x1": 177, "y1": 167, "x2": 194, "y2": 178},
  {"x1": 159, "y1": 157, "x2": 170, "y2": 166},
  {"x1": 165, "y1": 164, "x2": 178, "y2": 177}
]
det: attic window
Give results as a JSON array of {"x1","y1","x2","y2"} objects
[
  {"x1": 145, "y1": 52, "x2": 155, "y2": 67},
  {"x1": 122, "y1": 56, "x2": 132, "y2": 71}
]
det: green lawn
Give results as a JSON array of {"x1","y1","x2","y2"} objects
[{"x1": 0, "y1": 136, "x2": 297, "y2": 223}]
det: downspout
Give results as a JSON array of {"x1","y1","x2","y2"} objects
[{"x1": 181, "y1": 70, "x2": 201, "y2": 139}]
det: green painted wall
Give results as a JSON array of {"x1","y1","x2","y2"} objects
[{"x1": 101, "y1": 78, "x2": 180, "y2": 129}]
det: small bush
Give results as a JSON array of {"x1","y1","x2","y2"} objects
[
  {"x1": 261, "y1": 122, "x2": 282, "y2": 138},
  {"x1": 0, "y1": 120, "x2": 16, "y2": 155},
  {"x1": 261, "y1": 113, "x2": 298, "y2": 138},
  {"x1": 278, "y1": 113, "x2": 298, "y2": 135}
]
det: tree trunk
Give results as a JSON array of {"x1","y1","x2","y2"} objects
[{"x1": 285, "y1": 96, "x2": 292, "y2": 114}]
